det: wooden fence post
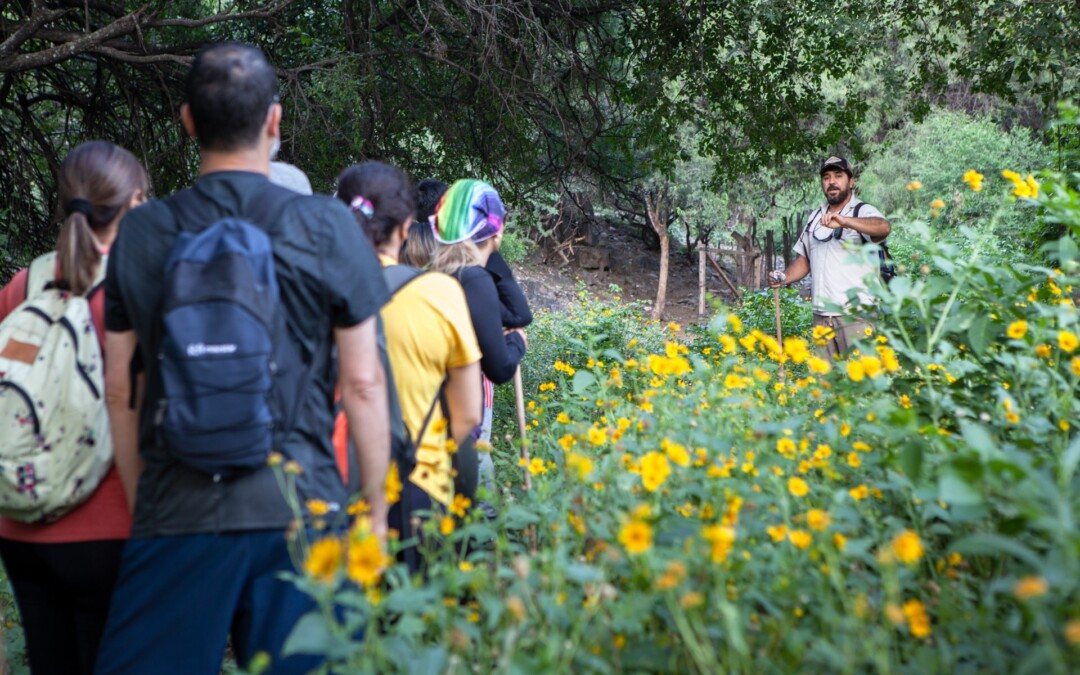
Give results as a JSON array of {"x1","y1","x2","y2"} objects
[{"x1": 698, "y1": 247, "x2": 706, "y2": 317}]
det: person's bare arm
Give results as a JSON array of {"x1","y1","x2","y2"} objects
[
  {"x1": 335, "y1": 317, "x2": 390, "y2": 535},
  {"x1": 771, "y1": 254, "x2": 810, "y2": 288},
  {"x1": 104, "y1": 330, "x2": 142, "y2": 511},
  {"x1": 444, "y1": 361, "x2": 482, "y2": 444},
  {"x1": 822, "y1": 212, "x2": 891, "y2": 242}
]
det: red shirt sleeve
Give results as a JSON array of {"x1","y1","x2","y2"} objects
[{"x1": 0, "y1": 268, "x2": 29, "y2": 322}]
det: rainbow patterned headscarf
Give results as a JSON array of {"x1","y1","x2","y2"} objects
[{"x1": 431, "y1": 179, "x2": 505, "y2": 244}]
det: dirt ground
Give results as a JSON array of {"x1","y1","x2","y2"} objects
[{"x1": 511, "y1": 219, "x2": 739, "y2": 328}]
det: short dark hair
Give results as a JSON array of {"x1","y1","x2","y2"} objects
[
  {"x1": 185, "y1": 43, "x2": 278, "y2": 151},
  {"x1": 336, "y1": 161, "x2": 415, "y2": 247},
  {"x1": 415, "y1": 178, "x2": 448, "y2": 222}
]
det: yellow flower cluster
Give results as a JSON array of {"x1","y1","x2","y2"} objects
[
  {"x1": 963, "y1": 169, "x2": 984, "y2": 192},
  {"x1": 1001, "y1": 170, "x2": 1039, "y2": 199}
]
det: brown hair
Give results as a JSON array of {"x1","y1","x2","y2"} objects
[
  {"x1": 401, "y1": 220, "x2": 437, "y2": 268},
  {"x1": 431, "y1": 239, "x2": 483, "y2": 276},
  {"x1": 55, "y1": 141, "x2": 149, "y2": 295},
  {"x1": 335, "y1": 161, "x2": 415, "y2": 248}
]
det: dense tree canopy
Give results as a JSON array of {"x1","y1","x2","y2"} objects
[{"x1": 1, "y1": 0, "x2": 1077, "y2": 277}]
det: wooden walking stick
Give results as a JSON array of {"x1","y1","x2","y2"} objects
[
  {"x1": 513, "y1": 366, "x2": 538, "y2": 553},
  {"x1": 513, "y1": 367, "x2": 532, "y2": 491},
  {"x1": 774, "y1": 286, "x2": 786, "y2": 383}
]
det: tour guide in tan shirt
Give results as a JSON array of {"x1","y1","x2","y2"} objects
[{"x1": 770, "y1": 156, "x2": 892, "y2": 358}]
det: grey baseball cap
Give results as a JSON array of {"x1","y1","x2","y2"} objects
[{"x1": 820, "y1": 156, "x2": 853, "y2": 177}]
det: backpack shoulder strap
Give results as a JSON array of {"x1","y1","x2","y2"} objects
[
  {"x1": 25, "y1": 252, "x2": 57, "y2": 299},
  {"x1": 167, "y1": 181, "x2": 302, "y2": 235},
  {"x1": 85, "y1": 253, "x2": 109, "y2": 300},
  {"x1": 383, "y1": 264, "x2": 428, "y2": 298},
  {"x1": 795, "y1": 207, "x2": 823, "y2": 247}
]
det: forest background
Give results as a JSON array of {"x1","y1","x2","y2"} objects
[{"x1": 1, "y1": 0, "x2": 1077, "y2": 283}]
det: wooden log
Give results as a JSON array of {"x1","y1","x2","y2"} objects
[{"x1": 707, "y1": 252, "x2": 742, "y2": 301}]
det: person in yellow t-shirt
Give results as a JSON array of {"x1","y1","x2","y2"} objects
[{"x1": 336, "y1": 161, "x2": 482, "y2": 569}]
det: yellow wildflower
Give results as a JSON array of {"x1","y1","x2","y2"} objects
[
  {"x1": 640, "y1": 452, "x2": 672, "y2": 492},
  {"x1": 906, "y1": 180, "x2": 923, "y2": 191},
  {"x1": 903, "y1": 599, "x2": 931, "y2": 638},
  {"x1": 528, "y1": 457, "x2": 548, "y2": 475},
  {"x1": 847, "y1": 360, "x2": 865, "y2": 382},
  {"x1": 788, "y1": 477, "x2": 810, "y2": 498},
  {"x1": 788, "y1": 529, "x2": 812, "y2": 549},
  {"x1": 655, "y1": 560, "x2": 687, "y2": 590},
  {"x1": 806, "y1": 509, "x2": 831, "y2": 531},
  {"x1": 1014, "y1": 576, "x2": 1049, "y2": 601},
  {"x1": 346, "y1": 533, "x2": 389, "y2": 588},
  {"x1": 304, "y1": 536, "x2": 343, "y2": 584},
  {"x1": 385, "y1": 463, "x2": 402, "y2": 506},
  {"x1": 963, "y1": 169, "x2": 983, "y2": 192},
  {"x1": 665, "y1": 442, "x2": 691, "y2": 467},
  {"x1": 890, "y1": 529, "x2": 924, "y2": 565},
  {"x1": 619, "y1": 519, "x2": 653, "y2": 555},
  {"x1": 1006, "y1": 320, "x2": 1028, "y2": 340},
  {"x1": 849, "y1": 485, "x2": 869, "y2": 500},
  {"x1": 306, "y1": 499, "x2": 330, "y2": 517},
  {"x1": 566, "y1": 452, "x2": 595, "y2": 481},
  {"x1": 1059, "y1": 330, "x2": 1079, "y2": 353},
  {"x1": 1064, "y1": 619, "x2": 1080, "y2": 645},
  {"x1": 702, "y1": 524, "x2": 736, "y2": 563},
  {"x1": 449, "y1": 493, "x2": 471, "y2": 517},
  {"x1": 767, "y1": 524, "x2": 789, "y2": 542}
]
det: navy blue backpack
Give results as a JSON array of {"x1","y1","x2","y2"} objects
[{"x1": 158, "y1": 185, "x2": 305, "y2": 477}]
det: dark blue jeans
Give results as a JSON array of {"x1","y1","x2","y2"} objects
[{"x1": 95, "y1": 530, "x2": 322, "y2": 675}]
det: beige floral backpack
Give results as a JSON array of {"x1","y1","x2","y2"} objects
[{"x1": 0, "y1": 251, "x2": 112, "y2": 522}]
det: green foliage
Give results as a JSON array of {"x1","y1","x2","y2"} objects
[
  {"x1": 490, "y1": 285, "x2": 669, "y2": 461},
  {"x1": 278, "y1": 158, "x2": 1080, "y2": 673},
  {"x1": 732, "y1": 288, "x2": 813, "y2": 342},
  {"x1": 860, "y1": 109, "x2": 1052, "y2": 249}
]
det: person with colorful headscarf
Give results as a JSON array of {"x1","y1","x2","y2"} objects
[{"x1": 431, "y1": 180, "x2": 529, "y2": 495}]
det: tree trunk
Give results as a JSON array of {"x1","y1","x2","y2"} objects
[
  {"x1": 644, "y1": 189, "x2": 669, "y2": 322},
  {"x1": 655, "y1": 231, "x2": 670, "y2": 321}
]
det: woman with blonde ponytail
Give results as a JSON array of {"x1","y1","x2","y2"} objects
[{"x1": 0, "y1": 140, "x2": 147, "y2": 675}]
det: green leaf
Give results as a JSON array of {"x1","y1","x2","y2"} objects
[
  {"x1": 959, "y1": 420, "x2": 998, "y2": 459},
  {"x1": 951, "y1": 533, "x2": 1043, "y2": 570},
  {"x1": 899, "y1": 445, "x2": 924, "y2": 481},
  {"x1": 938, "y1": 471, "x2": 984, "y2": 507},
  {"x1": 1062, "y1": 434, "x2": 1080, "y2": 483},
  {"x1": 283, "y1": 612, "x2": 337, "y2": 657},
  {"x1": 571, "y1": 369, "x2": 597, "y2": 395},
  {"x1": 505, "y1": 504, "x2": 541, "y2": 530},
  {"x1": 966, "y1": 314, "x2": 994, "y2": 355}
]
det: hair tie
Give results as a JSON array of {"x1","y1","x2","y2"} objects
[
  {"x1": 349, "y1": 196, "x2": 374, "y2": 218},
  {"x1": 67, "y1": 198, "x2": 93, "y2": 218}
]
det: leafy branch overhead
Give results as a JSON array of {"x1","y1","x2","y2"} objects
[{"x1": 1, "y1": 0, "x2": 1077, "y2": 278}]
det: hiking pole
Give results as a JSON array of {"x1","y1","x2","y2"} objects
[
  {"x1": 774, "y1": 286, "x2": 786, "y2": 383},
  {"x1": 513, "y1": 367, "x2": 532, "y2": 492}
]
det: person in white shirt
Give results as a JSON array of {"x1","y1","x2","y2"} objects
[{"x1": 770, "y1": 156, "x2": 891, "y2": 358}]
